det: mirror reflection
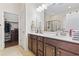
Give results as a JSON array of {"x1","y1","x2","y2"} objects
[{"x1": 44, "y1": 3, "x2": 79, "y2": 32}]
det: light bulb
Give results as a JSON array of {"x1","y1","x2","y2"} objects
[
  {"x1": 42, "y1": 4, "x2": 47, "y2": 9},
  {"x1": 36, "y1": 6, "x2": 43, "y2": 12}
]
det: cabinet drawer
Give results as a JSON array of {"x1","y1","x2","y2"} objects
[
  {"x1": 45, "y1": 37, "x2": 79, "y2": 55},
  {"x1": 57, "y1": 48, "x2": 77, "y2": 56},
  {"x1": 57, "y1": 41, "x2": 79, "y2": 55},
  {"x1": 38, "y1": 41, "x2": 43, "y2": 51},
  {"x1": 38, "y1": 36, "x2": 43, "y2": 41},
  {"x1": 31, "y1": 35, "x2": 37, "y2": 39},
  {"x1": 44, "y1": 38, "x2": 58, "y2": 46}
]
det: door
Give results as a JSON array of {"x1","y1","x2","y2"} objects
[{"x1": 44, "y1": 43, "x2": 55, "y2": 56}]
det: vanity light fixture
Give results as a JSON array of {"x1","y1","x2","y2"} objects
[
  {"x1": 36, "y1": 6, "x2": 44, "y2": 12},
  {"x1": 42, "y1": 4, "x2": 47, "y2": 10},
  {"x1": 36, "y1": 3, "x2": 53, "y2": 12},
  {"x1": 67, "y1": 6, "x2": 72, "y2": 14},
  {"x1": 36, "y1": 7, "x2": 42, "y2": 12},
  {"x1": 39, "y1": 6, "x2": 43, "y2": 11}
]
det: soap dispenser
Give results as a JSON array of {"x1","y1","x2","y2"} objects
[{"x1": 69, "y1": 29, "x2": 73, "y2": 37}]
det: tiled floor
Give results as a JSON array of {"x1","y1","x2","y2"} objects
[{"x1": 0, "y1": 45, "x2": 34, "y2": 56}]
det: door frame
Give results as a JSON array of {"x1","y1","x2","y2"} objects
[{"x1": 3, "y1": 11, "x2": 19, "y2": 48}]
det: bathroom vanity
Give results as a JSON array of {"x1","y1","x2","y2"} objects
[
  {"x1": 28, "y1": 3, "x2": 79, "y2": 56},
  {"x1": 28, "y1": 33, "x2": 79, "y2": 56}
]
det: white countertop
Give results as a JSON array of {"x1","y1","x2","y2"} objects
[{"x1": 28, "y1": 32, "x2": 79, "y2": 44}]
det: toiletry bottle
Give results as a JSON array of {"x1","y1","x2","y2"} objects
[{"x1": 69, "y1": 29, "x2": 73, "y2": 37}]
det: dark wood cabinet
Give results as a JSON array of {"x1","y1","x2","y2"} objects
[
  {"x1": 28, "y1": 34, "x2": 79, "y2": 56},
  {"x1": 28, "y1": 34, "x2": 32, "y2": 50},
  {"x1": 56, "y1": 48, "x2": 76, "y2": 56},
  {"x1": 38, "y1": 41, "x2": 43, "y2": 51},
  {"x1": 32, "y1": 38, "x2": 37, "y2": 54},
  {"x1": 37, "y1": 36, "x2": 44, "y2": 56},
  {"x1": 28, "y1": 34, "x2": 37, "y2": 55},
  {"x1": 11, "y1": 29, "x2": 18, "y2": 41},
  {"x1": 44, "y1": 43, "x2": 55, "y2": 56},
  {"x1": 31, "y1": 35, "x2": 37, "y2": 55}
]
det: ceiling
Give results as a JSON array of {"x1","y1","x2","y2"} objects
[
  {"x1": 33, "y1": 3, "x2": 43, "y2": 8},
  {"x1": 45, "y1": 3, "x2": 79, "y2": 15}
]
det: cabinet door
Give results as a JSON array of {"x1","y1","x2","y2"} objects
[
  {"x1": 28, "y1": 35, "x2": 32, "y2": 50},
  {"x1": 38, "y1": 41, "x2": 43, "y2": 51},
  {"x1": 57, "y1": 48, "x2": 77, "y2": 56},
  {"x1": 37, "y1": 41, "x2": 44, "y2": 56},
  {"x1": 44, "y1": 44, "x2": 55, "y2": 56},
  {"x1": 32, "y1": 38, "x2": 37, "y2": 55}
]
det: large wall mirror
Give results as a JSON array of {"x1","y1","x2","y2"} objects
[
  {"x1": 44, "y1": 3, "x2": 65, "y2": 32},
  {"x1": 31, "y1": 3, "x2": 79, "y2": 34},
  {"x1": 44, "y1": 3, "x2": 79, "y2": 32}
]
